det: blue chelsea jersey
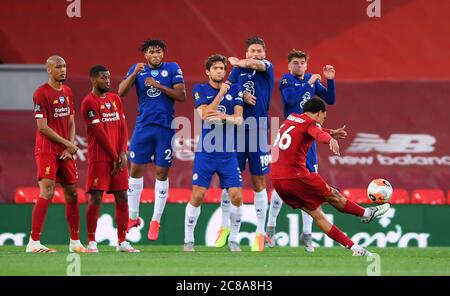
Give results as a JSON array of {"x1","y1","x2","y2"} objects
[
  {"x1": 280, "y1": 73, "x2": 335, "y2": 119},
  {"x1": 193, "y1": 83, "x2": 243, "y2": 156},
  {"x1": 125, "y1": 62, "x2": 184, "y2": 129},
  {"x1": 228, "y1": 59, "x2": 274, "y2": 129}
]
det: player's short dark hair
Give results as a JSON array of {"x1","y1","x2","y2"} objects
[
  {"x1": 89, "y1": 65, "x2": 109, "y2": 77},
  {"x1": 288, "y1": 49, "x2": 309, "y2": 63},
  {"x1": 303, "y1": 98, "x2": 327, "y2": 113},
  {"x1": 246, "y1": 36, "x2": 265, "y2": 49},
  {"x1": 140, "y1": 39, "x2": 166, "y2": 53},
  {"x1": 205, "y1": 54, "x2": 227, "y2": 70}
]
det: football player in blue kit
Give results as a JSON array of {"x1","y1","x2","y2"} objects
[
  {"x1": 183, "y1": 54, "x2": 244, "y2": 252},
  {"x1": 118, "y1": 39, "x2": 186, "y2": 241},
  {"x1": 266, "y1": 49, "x2": 340, "y2": 252},
  {"x1": 216, "y1": 36, "x2": 274, "y2": 252}
]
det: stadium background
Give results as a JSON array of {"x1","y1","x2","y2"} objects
[{"x1": 0, "y1": 0, "x2": 449, "y2": 247}]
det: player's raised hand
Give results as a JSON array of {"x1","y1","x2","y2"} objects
[
  {"x1": 330, "y1": 125, "x2": 347, "y2": 139},
  {"x1": 243, "y1": 91, "x2": 256, "y2": 106},
  {"x1": 133, "y1": 63, "x2": 145, "y2": 75},
  {"x1": 228, "y1": 57, "x2": 239, "y2": 67},
  {"x1": 118, "y1": 152, "x2": 128, "y2": 170},
  {"x1": 329, "y1": 138, "x2": 340, "y2": 156},
  {"x1": 323, "y1": 65, "x2": 335, "y2": 79},
  {"x1": 220, "y1": 82, "x2": 231, "y2": 93},
  {"x1": 144, "y1": 77, "x2": 160, "y2": 88},
  {"x1": 308, "y1": 74, "x2": 321, "y2": 85},
  {"x1": 65, "y1": 142, "x2": 79, "y2": 155}
]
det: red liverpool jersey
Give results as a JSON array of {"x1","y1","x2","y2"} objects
[
  {"x1": 81, "y1": 92, "x2": 127, "y2": 163},
  {"x1": 271, "y1": 113, "x2": 331, "y2": 179},
  {"x1": 33, "y1": 83, "x2": 74, "y2": 155}
]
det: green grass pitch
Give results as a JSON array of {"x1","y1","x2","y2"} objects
[{"x1": 1, "y1": 245, "x2": 449, "y2": 276}]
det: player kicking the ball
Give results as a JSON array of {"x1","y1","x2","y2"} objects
[{"x1": 270, "y1": 98, "x2": 390, "y2": 256}]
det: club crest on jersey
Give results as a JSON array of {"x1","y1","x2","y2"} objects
[
  {"x1": 59, "y1": 96, "x2": 65, "y2": 104},
  {"x1": 161, "y1": 70, "x2": 168, "y2": 77},
  {"x1": 225, "y1": 94, "x2": 232, "y2": 101},
  {"x1": 150, "y1": 70, "x2": 159, "y2": 77},
  {"x1": 105, "y1": 102, "x2": 111, "y2": 109}
]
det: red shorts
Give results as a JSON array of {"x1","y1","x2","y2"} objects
[
  {"x1": 86, "y1": 162, "x2": 128, "y2": 193},
  {"x1": 35, "y1": 153, "x2": 78, "y2": 184},
  {"x1": 272, "y1": 173, "x2": 332, "y2": 211}
]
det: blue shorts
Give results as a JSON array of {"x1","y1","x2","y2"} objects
[
  {"x1": 236, "y1": 127, "x2": 270, "y2": 175},
  {"x1": 306, "y1": 141, "x2": 318, "y2": 173},
  {"x1": 129, "y1": 124, "x2": 174, "y2": 167},
  {"x1": 192, "y1": 153, "x2": 242, "y2": 189}
]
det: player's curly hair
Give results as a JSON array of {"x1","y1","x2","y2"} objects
[
  {"x1": 205, "y1": 54, "x2": 227, "y2": 70},
  {"x1": 303, "y1": 97, "x2": 326, "y2": 113},
  {"x1": 246, "y1": 36, "x2": 265, "y2": 49},
  {"x1": 288, "y1": 49, "x2": 309, "y2": 63},
  {"x1": 140, "y1": 39, "x2": 166, "y2": 53},
  {"x1": 89, "y1": 64, "x2": 109, "y2": 77}
]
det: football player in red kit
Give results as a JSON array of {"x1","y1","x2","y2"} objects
[
  {"x1": 82, "y1": 65, "x2": 139, "y2": 253},
  {"x1": 270, "y1": 98, "x2": 390, "y2": 256},
  {"x1": 26, "y1": 56, "x2": 85, "y2": 253}
]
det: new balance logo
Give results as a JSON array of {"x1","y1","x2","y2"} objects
[{"x1": 346, "y1": 133, "x2": 436, "y2": 153}]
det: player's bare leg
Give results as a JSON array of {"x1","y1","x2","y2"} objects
[
  {"x1": 62, "y1": 183, "x2": 85, "y2": 253},
  {"x1": 302, "y1": 206, "x2": 372, "y2": 256},
  {"x1": 26, "y1": 178, "x2": 57, "y2": 253},
  {"x1": 127, "y1": 162, "x2": 146, "y2": 231},
  {"x1": 251, "y1": 174, "x2": 269, "y2": 252},
  {"x1": 183, "y1": 185, "x2": 206, "y2": 252},
  {"x1": 325, "y1": 188, "x2": 390, "y2": 222},
  {"x1": 114, "y1": 190, "x2": 139, "y2": 252},
  {"x1": 148, "y1": 166, "x2": 170, "y2": 240},
  {"x1": 215, "y1": 189, "x2": 231, "y2": 248},
  {"x1": 227, "y1": 187, "x2": 243, "y2": 252},
  {"x1": 86, "y1": 190, "x2": 103, "y2": 253}
]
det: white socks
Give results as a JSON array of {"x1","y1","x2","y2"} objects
[
  {"x1": 254, "y1": 189, "x2": 268, "y2": 234},
  {"x1": 128, "y1": 177, "x2": 143, "y2": 219},
  {"x1": 267, "y1": 190, "x2": 283, "y2": 228},
  {"x1": 301, "y1": 210, "x2": 313, "y2": 234},
  {"x1": 229, "y1": 204, "x2": 243, "y2": 242},
  {"x1": 363, "y1": 208, "x2": 371, "y2": 219},
  {"x1": 184, "y1": 202, "x2": 201, "y2": 243},
  {"x1": 152, "y1": 178, "x2": 169, "y2": 222},
  {"x1": 220, "y1": 189, "x2": 231, "y2": 228}
]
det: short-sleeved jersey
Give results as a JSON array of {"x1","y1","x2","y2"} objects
[
  {"x1": 125, "y1": 62, "x2": 184, "y2": 129},
  {"x1": 193, "y1": 83, "x2": 243, "y2": 157},
  {"x1": 81, "y1": 92, "x2": 126, "y2": 163},
  {"x1": 228, "y1": 59, "x2": 274, "y2": 129},
  {"x1": 33, "y1": 83, "x2": 74, "y2": 155},
  {"x1": 280, "y1": 73, "x2": 335, "y2": 118},
  {"x1": 271, "y1": 113, "x2": 330, "y2": 179}
]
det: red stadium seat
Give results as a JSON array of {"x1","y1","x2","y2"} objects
[
  {"x1": 14, "y1": 187, "x2": 86, "y2": 203},
  {"x1": 341, "y1": 188, "x2": 368, "y2": 204},
  {"x1": 389, "y1": 188, "x2": 410, "y2": 204},
  {"x1": 411, "y1": 189, "x2": 445, "y2": 205},
  {"x1": 448, "y1": 190, "x2": 450, "y2": 205}
]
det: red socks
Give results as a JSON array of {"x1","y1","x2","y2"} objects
[
  {"x1": 342, "y1": 199, "x2": 365, "y2": 217},
  {"x1": 65, "y1": 200, "x2": 80, "y2": 240},
  {"x1": 31, "y1": 197, "x2": 51, "y2": 241},
  {"x1": 86, "y1": 204, "x2": 100, "y2": 242},
  {"x1": 327, "y1": 225, "x2": 354, "y2": 249},
  {"x1": 115, "y1": 203, "x2": 129, "y2": 244}
]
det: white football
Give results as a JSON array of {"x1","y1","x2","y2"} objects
[{"x1": 367, "y1": 178, "x2": 393, "y2": 204}]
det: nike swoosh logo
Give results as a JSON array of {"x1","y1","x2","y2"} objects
[
  {"x1": 295, "y1": 83, "x2": 301, "y2": 86},
  {"x1": 139, "y1": 72, "x2": 147, "y2": 76},
  {"x1": 207, "y1": 96, "x2": 214, "y2": 99},
  {"x1": 240, "y1": 73, "x2": 248, "y2": 76}
]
